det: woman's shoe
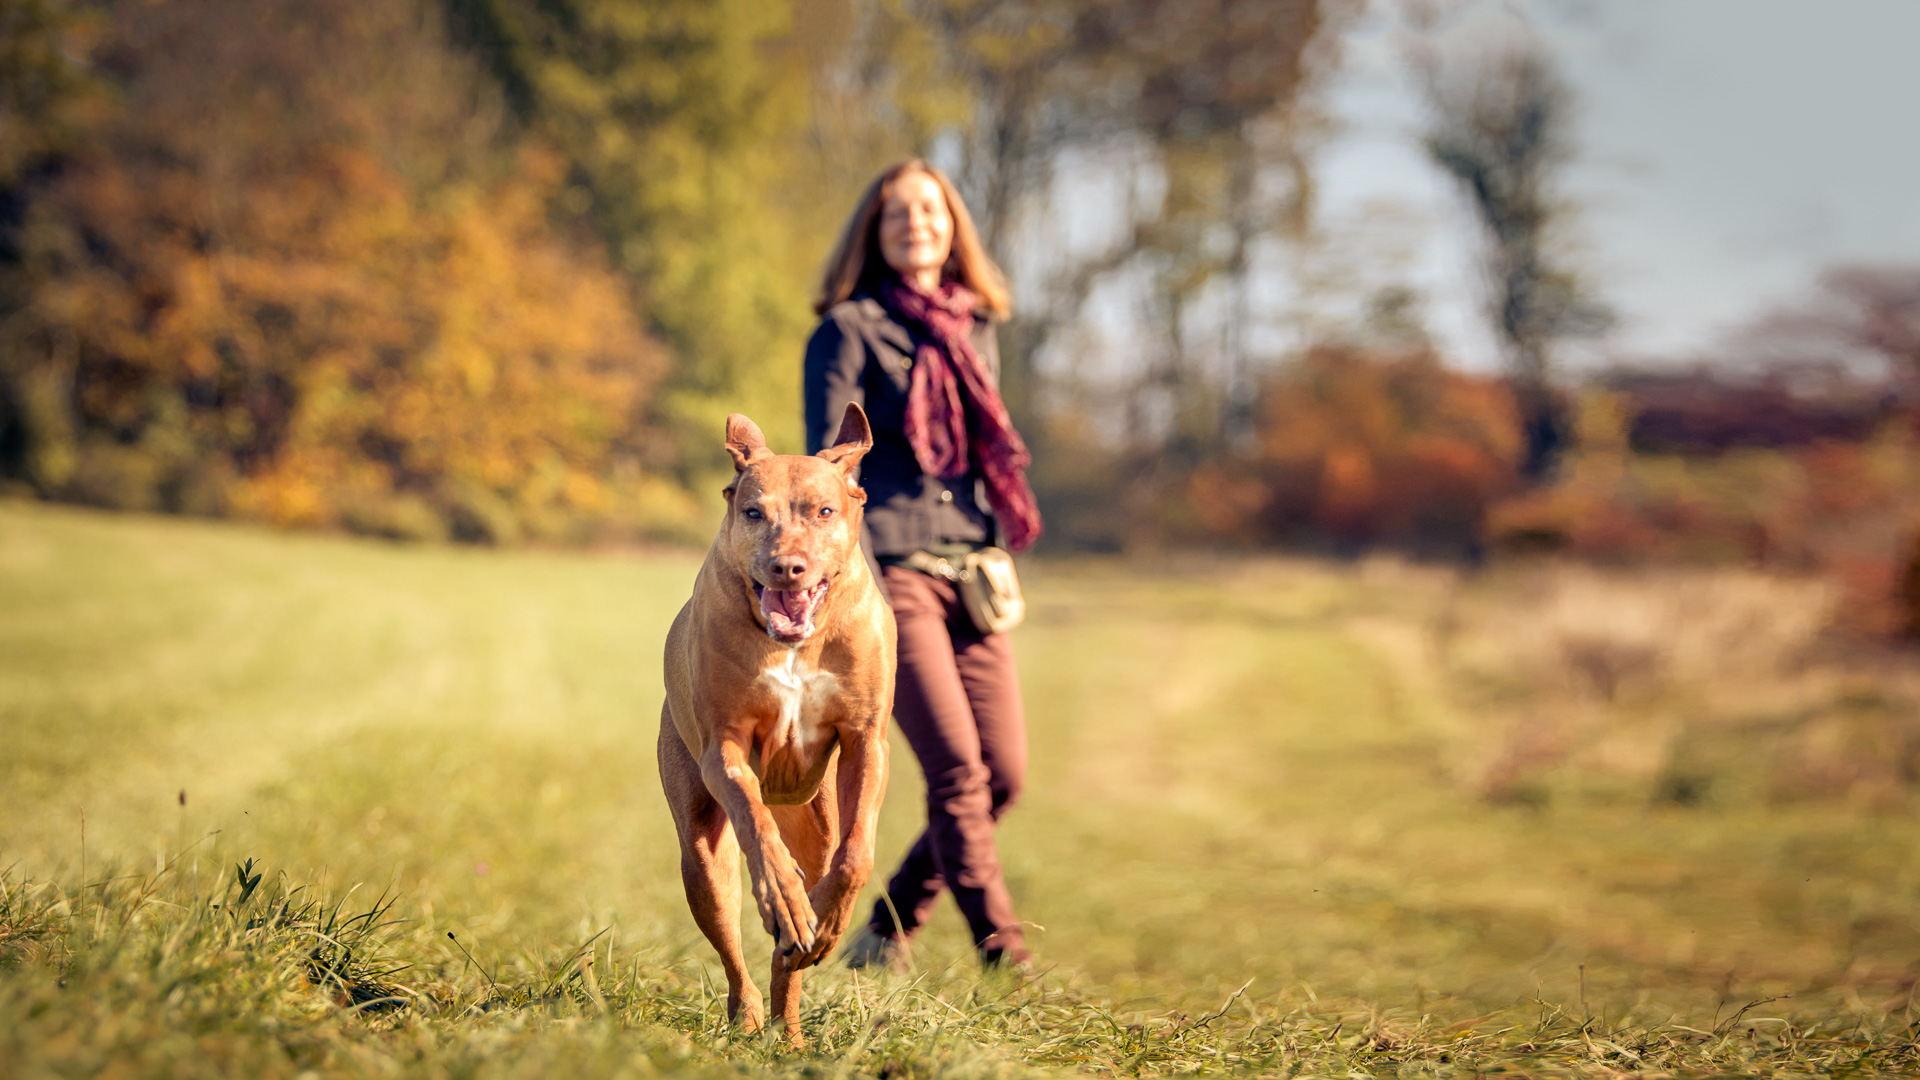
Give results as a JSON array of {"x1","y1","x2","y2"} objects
[
  {"x1": 980, "y1": 945, "x2": 1035, "y2": 977},
  {"x1": 842, "y1": 925, "x2": 910, "y2": 972}
]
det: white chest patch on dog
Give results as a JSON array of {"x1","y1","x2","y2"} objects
[{"x1": 759, "y1": 650, "x2": 839, "y2": 750}]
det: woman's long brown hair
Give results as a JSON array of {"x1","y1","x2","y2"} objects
[{"x1": 813, "y1": 160, "x2": 1011, "y2": 318}]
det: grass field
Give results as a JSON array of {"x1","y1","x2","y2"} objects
[{"x1": 3, "y1": 499, "x2": 1919, "y2": 1077}]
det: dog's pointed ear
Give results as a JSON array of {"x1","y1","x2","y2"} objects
[
  {"x1": 815, "y1": 402, "x2": 872, "y2": 474},
  {"x1": 725, "y1": 413, "x2": 772, "y2": 473}
]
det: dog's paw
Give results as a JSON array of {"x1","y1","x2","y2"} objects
[
  {"x1": 786, "y1": 875, "x2": 858, "y2": 969},
  {"x1": 753, "y1": 859, "x2": 819, "y2": 958},
  {"x1": 794, "y1": 906, "x2": 849, "y2": 968},
  {"x1": 780, "y1": 907, "x2": 823, "y2": 959},
  {"x1": 729, "y1": 991, "x2": 766, "y2": 1035}
]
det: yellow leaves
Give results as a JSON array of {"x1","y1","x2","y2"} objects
[
  {"x1": 562, "y1": 469, "x2": 607, "y2": 512},
  {"x1": 24, "y1": 55, "x2": 669, "y2": 542},
  {"x1": 12, "y1": 0, "x2": 851, "y2": 544},
  {"x1": 235, "y1": 449, "x2": 337, "y2": 530},
  {"x1": 454, "y1": 347, "x2": 497, "y2": 399}
]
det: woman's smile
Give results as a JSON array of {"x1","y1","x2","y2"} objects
[{"x1": 878, "y1": 171, "x2": 954, "y2": 292}]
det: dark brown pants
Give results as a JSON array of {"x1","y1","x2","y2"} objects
[{"x1": 870, "y1": 564, "x2": 1028, "y2": 957}]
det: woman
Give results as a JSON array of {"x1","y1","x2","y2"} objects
[{"x1": 803, "y1": 160, "x2": 1042, "y2": 970}]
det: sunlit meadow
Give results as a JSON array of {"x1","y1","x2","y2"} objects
[{"x1": 3, "y1": 500, "x2": 1918, "y2": 1077}]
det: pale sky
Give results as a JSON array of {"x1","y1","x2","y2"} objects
[{"x1": 1314, "y1": 0, "x2": 1920, "y2": 371}]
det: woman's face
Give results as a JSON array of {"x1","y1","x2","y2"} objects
[{"x1": 877, "y1": 171, "x2": 954, "y2": 288}]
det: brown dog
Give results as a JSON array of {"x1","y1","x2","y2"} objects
[{"x1": 657, "y1": 403, "x2": 895, "y2": 1043}]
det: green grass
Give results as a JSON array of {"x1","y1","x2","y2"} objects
[{"x1": 3, "y1": 499, "x2": 1919, "y2": 1077}]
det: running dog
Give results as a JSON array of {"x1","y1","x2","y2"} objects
[{"x1": 657, "y1": 403, "x2": 895, "y2": 1044}]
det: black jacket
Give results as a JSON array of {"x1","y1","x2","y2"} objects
[{"x1": 803, "y1": 294, "x2": 997, "y2": 556}]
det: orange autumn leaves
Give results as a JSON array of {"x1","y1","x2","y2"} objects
[
  {"x1": 11, "y1": 0, "x2": 667, "y2": 543},
  {"x1": 1195, "y1": 345, "x2": 1920, "y2": 635},
  {"x1": 1191, "y1": 345, "x2": 1524, "y2": 558},
  {"x1": 45, "y1": 142, "x2": 660, "y2": 540}
]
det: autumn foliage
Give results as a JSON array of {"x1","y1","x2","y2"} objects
[
  {"x1": 1487, "y1": 393, "x2": 1920, "y2": 632},
  {"x1": 3, "y1": 0, "x2": 674, "y2": 542},
  {"x1": 1164, "y1": 340, "x2": 1920, "y2": 636},
  {"x1": 1189, "y1": 345, "x2": 1524, "y2": 558}
]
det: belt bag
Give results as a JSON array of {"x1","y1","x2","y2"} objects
[{"x1": 901, "y1": 547, "x2": 1026, "y2": 634}]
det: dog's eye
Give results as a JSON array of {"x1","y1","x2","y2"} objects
[
  {"x1": 818, "y1": 506, "x2": 835, "y2": 518},
  {"x1": 743, "y1": 508, "x2": 763, "y2": 520}
]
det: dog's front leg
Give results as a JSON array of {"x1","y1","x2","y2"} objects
[
  {"x1": 794, "y1": 729, "x2": 889, "y2": 967},
  {"x1": 700, "y1": 739, "x2": 821, "y2": 957}
]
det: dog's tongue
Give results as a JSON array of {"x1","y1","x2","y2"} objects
[
  {"x1": 760, "y1": 587, "x2": 813, "y2": 639},
  {"x1": 762, "y1": 588, "x2": 808, "y2": 622}
]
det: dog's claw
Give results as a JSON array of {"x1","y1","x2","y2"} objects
[{"x1": 759, "y1": 857, "x2": 821, "y2": 964}]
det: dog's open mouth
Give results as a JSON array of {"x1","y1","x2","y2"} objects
[{"x1": 755, "y1": 580, "x2": 829, "y2": 645}]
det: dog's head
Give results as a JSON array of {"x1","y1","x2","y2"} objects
[{"x1": 720, "y1": 403, "x2": 873, "y2": 647}]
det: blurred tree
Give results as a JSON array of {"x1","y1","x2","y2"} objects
[
  {"x1": 442, "y1": 0, "x2": 842, "y2": 483},
  {"x1": 1409, "y1": 7, "x2": 1610, "y2": 483},
  {"x1": 1586, "y1": 264, "x2": 1920, "y2": 461},
  {"x1": 919, "y1": 0, "x2": 1323, "y2": 399},
  {"x1": 1727, "y1": 265, "x2": 1920, "y2": 382},
  {"x1": 1824, "y1": 266, "x2": 1920, "y2": 373},
  {"x1": 0, "y1": 0, "x2": 671, "y2": 541},
  {"x1": 0, "y1": 0, "x2": 103, "y2": 192},
  {"x1": 850, "y1": 0, "x2": 1335, "y2": 549},
  {"x1": 0, "y1": 0, "x2": 107, "y2": 491}
]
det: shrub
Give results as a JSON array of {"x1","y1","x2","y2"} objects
[
  {"x1": 1489, "y1": 393, "x2": 1920, "y2": 632},
  {"x1": 1190, "y1": 344, "x2": 1523, "y2": 559}
]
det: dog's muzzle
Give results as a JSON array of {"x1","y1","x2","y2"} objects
[{"x1": 756, "y1": 580, "x2": 829, "y2": 646}]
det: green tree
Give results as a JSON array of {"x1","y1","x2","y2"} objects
[{"x1": 444, "y1": 0, "x2": 837, "y2": 481}]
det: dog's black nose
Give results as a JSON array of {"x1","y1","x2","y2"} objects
[{"x1": 767, "y1": 555, "x2": 808, "y2": 586}]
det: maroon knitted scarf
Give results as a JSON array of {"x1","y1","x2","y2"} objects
[{"x1": 878, "y1": 277, "x2": 1043, "y2": 553}]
